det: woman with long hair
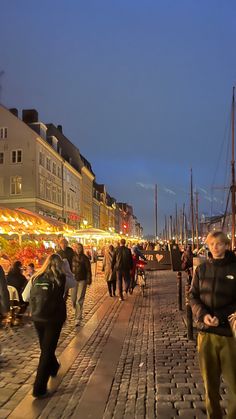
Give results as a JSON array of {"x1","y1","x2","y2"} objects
[{"x1": 23, "y1": 253, "x2": 75, "y2": 398}]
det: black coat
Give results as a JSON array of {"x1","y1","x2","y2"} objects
[
  {"x1": 112, "y1": 246, "x2": 133, "y2": 272},
  {"x1": 189, "y1": 251, "x2": 236, "y2": 336},
  {"x1": 7, "y1": 270, "x2": 27, "y2": 303},
  {"x1": 0, "y1": 266, "x2": 10, "y2": 314},
  {"x1": 57, "y1": 246, "x2": 75, "y2": 270}
]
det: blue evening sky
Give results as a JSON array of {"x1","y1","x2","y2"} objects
[{"x1": 1, "y1": 0, "x2": 236, "y2": 234}]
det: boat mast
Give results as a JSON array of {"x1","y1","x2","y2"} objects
[
  {"x1": 231, "y1": 87, "x2": 235, "y2": 249},
  {"x1": 190, "y1": 168, "x2": 195, "y2": 249}
]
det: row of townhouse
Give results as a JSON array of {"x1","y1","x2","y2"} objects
[{"x1": 0, "y1": 105, "x2": 143, "y2": 238}]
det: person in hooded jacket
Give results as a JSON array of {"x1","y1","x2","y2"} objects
[
  {"x1": 102, "y1": 244, "x2": 116, "y2": 297},
  {"x1": 189, "y1": 231, "x2": 236, "y2": 419}
]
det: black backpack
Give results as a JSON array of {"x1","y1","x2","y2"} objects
[{"x1": 30, "y1": 274, "x2": 65, "y2": 322}]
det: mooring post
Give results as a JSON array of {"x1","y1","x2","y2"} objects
[
  {"x1": 177, "y1": 271, "x2": 182, "y2": 310},
  {"x1": 185, "y1": 269, "x2": 193, "y2": 340}
]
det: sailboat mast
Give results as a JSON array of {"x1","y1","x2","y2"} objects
[
  {"x1": 190, "y1": 168, "x2": 195, "y2": 249},
  {"x1": 231, "y1": 86, "x2": 235, "y2": 249},
  {"x1": 195, "y1": 191, "x2": 199, "y2": 251}
]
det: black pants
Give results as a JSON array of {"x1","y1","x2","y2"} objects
[
  {"x1": 117, "y1": 270, "x2": 131, "y2": 297},
  {"x1": 107, "y1": 280, "x2": 116, "y2": 296},
  {"x1": 33, "y1": 321, "x2": 63, "y2": 396}
]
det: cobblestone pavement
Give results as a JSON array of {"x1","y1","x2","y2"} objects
[{"x1": 0, "y1": 270, "x2": 229, "y2": 419}]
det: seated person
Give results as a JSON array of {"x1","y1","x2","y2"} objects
[{"x1": 7, "y1": 261, "x2": 28, "y2": 313}]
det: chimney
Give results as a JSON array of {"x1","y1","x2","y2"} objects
[
  {"x1": 9, "y1": 108, "x2": 18, "y2": 118},
  {"x1": 22, "y1": 109, "x2": 38, "y2": 124},
  {"x1": 57, "y1": 125, "x2": 63, "y2": 133}
]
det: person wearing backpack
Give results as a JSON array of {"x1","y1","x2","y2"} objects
[
  {"x1": 71, "y1": 243, "x2": 92, "y2": 327},
  {"x1": 22, "y1": 254, "x2": 75, "y2": 398}
]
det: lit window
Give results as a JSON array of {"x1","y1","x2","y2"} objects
[
  {"x1": 10, "y1": 176, "x2": 22, "y2": 195},
  {"x1": 0, "y1": 152, "x2": 4, "y2": 164},
  {"x1": 12, "y1": 150, "x2": 22, "y2": 163},
  {"x1": 0, "y1": 127, "x2": 7, "y2": 139}
]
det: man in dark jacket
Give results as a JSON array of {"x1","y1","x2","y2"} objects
[
  {"x1": 189, "y1": 231, "x2": 236, "y2": 419},
  {"x1": 57, "y1": 238, "x2": 74, "y2": 270},
  {"x1": 112, "y1": 239, "x2": 133, "y2": 301},
  {"x1": 71, "y1": 243, "x2": 92, "y2": 327}
]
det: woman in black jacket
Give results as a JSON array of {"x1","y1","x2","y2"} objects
[
  {"x1": 190, "y1": 231, "x2": 236, "y2": 419},
  {"x1": 22, "y1": 254, "x2": 75, "y2": 398}
]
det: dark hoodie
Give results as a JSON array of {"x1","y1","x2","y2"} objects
[{"x1": 189, "y1": 250, "x2": 236, "y2": 336}]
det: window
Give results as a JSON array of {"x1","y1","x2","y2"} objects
[
  {"x1": 46, "y1": 181, "x2": 51, "y2": 200},
  {"x1": 52, "y1": 186, "x2": 56, "y2": 203},
  {"x1": 67, "y1": 193, "x2": 71, "y2": 208},
  {"x1": 0, "y1": 177, "x2": 4, "y2": 195},
  {"x1": 39, "y1": 152, "x2": 45, "y2": 166},
  {"x1": 57, "y1": 187, "x2": 62, "y2": 205},
  {"x1": 46, "y1": 157, "x2": 51, "y2": 171},
  {"x1": 57, "y1": 166, "x2": 61, "y2": 178},
  {"x1": 52, "y1": 162, "x2": 56, "y2": 175},
  {"x1": 0, "y1": 152, "x2": 4, "y2": 164},
  {"x1": 39, "y1": 176, "x2": 45, "y2": 198},
  {"x1": 12, "y1": 149, "x2": 22, "y2": 163},
  {"x1": 0, "y1": 127, "x2": 7, "y2": 139},
  {"x1": 10, "y1": 176, "x2": 22, "y2": 195}
]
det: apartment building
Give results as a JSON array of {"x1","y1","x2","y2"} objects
[{"x1": 0, "y1": 106, "x2": 64, "y2": 218}]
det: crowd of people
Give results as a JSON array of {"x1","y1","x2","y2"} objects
[
  {"x1": 1, "y1": 232, "x2": 236, "y2": 418},
  {"x1": 0, "y1": 237, "x2": 148, "y2": 398}
]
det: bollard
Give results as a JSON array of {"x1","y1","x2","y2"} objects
[
  {"x1": 177, "y1": 271, "x2": 182, "y2": 310},
  {"x1": 185, "y1": 269, "x2": 193, "y2": 340}
]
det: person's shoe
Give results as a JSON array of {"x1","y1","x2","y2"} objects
[
  {"x1": 32, "y1": 390, "x2": 51, "y2": 399},
  {"x1": 119, "y1": 297, "x2": 124, "y2": 301},
  {"x1": 109, "y1": 293, "x2": 113, "y2": 297},
  {"x1": 50, "y1": 362, "x2": 61, "y2": 378},
  {"x1": 129, "y1": 288, "x2": 133, "y2": 294},
  {"x1": 113, "y1": 293, "x2": 116, "y2": 297}
]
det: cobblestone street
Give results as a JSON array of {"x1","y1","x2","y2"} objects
[{"x1": 0, "y1": 270, "x2": 228, "y2": 419}]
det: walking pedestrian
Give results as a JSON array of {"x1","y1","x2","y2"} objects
[
  {"x1": 22, "y1": 254, "x2": 75, "y2": 398},
  {"x1": 189, "y1": 231, "x2": 236, "y2": 419},
  {"x1": 0, "y1": 265, "x2": 10, "y2": 357},
  {"x1": 102, "y1": 245, "x2": 116, "y2": 297},
  {"x1": 57, "y1": 237, "x2": 74, "y2": 270},
  {"x1": 112, "y1": 239, "x2": 133, "y2": 301},
  {"x1": 71, "y1": 243, "x2": 92, "y2": 327}
]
